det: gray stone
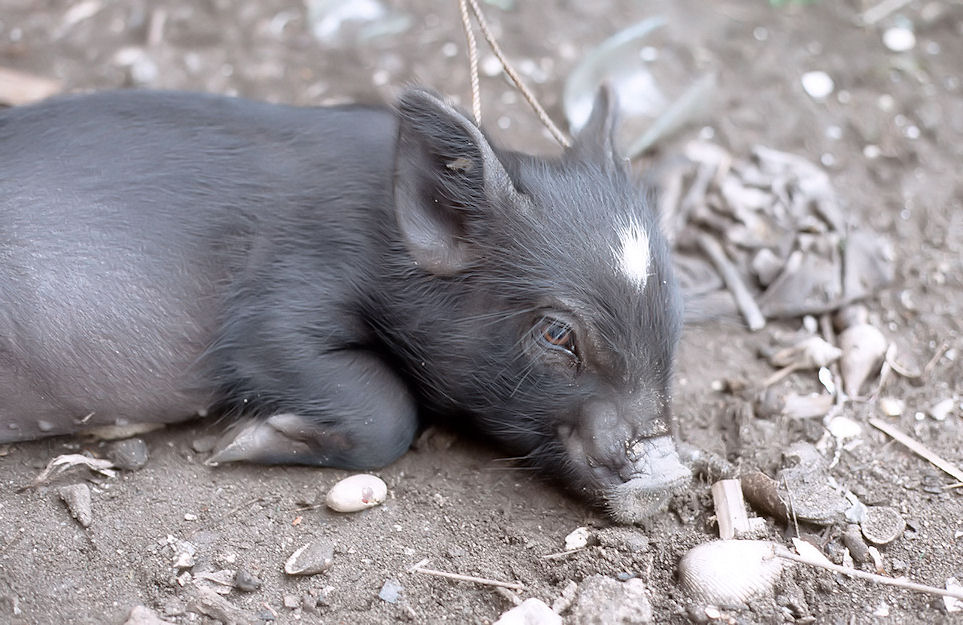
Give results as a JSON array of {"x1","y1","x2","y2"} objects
[
  {"x1": 571, "y1": 575, "x2": 652, "y2": 625},
  {"x1": 107, "y1": 438, "x2": 149, "y2": 470},
  {"x1": 378, "y1": 579, "x2": 403, "y2": 604},
  {"x1": 494, "y1": 598, "x2": 561, "y2": 625}
]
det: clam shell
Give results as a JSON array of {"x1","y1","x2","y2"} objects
[
  {"x1": 838, "y1": 323, "x2": 887, "y2": 397},
  {"x1": 284, "y1": 538, "x2": 335, "y2": 576},
  {"x1": 325, "y1": 474, "x2": 387, "y2": 513},
  {"x1": 678, "y1": 540, "x2": 789, "y2": 607}
]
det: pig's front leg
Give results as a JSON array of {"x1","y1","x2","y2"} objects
[{"x1": 207, "y1": 351, "x2": 418, "y2": 470}]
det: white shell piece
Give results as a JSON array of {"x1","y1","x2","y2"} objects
[
  {"x1": 678, "y1": 540, "x2": 789, "y2": 607},
  {"x1": 827, "y1": 416, "x2": 862, "y2": 441},
  {"x1": 564, "y1": 526, "x2": 590, "y2": 551},
  {"x1": 284, "y1": 539, "x2": 335, "y2": 576},
  {"x1": 878, "y1": 397, "x2": 905, "y2": 417},
  {"x1": 325, "y1": 474, "x2": 388, "y2": 513},
  {"x1": 838, "y1": 324, "x2": 888, "y2": 397}
]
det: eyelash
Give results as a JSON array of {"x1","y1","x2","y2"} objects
[{"x1": 533, "y1": 317, "x2": 580, "y2": 365}]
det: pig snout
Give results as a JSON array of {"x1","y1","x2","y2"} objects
[{"x1": 561, "y1": 399, "x2": 691, "y2": 523}]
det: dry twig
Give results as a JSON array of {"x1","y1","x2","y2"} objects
[
  {"x1": 461, "y1": 0, "x2": 571, "y2": 147},
  {"x1": 409, "y1": 559, "x2": 525, "y2": 591},
  {"x1": 869, "y1": 418, "x2": 963, "y2": 483},
  {"x1": 777, "y1": 551, "x2": 963, "y2": 601}
]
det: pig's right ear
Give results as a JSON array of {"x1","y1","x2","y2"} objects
[{"x1": 394, "y1": 88, "x2": 519, "y2": 275}]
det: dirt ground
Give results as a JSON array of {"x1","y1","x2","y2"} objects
[{"x1": 0, "y1": 0, "x2": 961, "y2": 624}]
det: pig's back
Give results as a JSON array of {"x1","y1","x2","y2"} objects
[{"x1": 0, "y1": 90, "x2": 397, "y2": 441}]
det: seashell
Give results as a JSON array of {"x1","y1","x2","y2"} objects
[
  {"x1": 678, "y1": 540, "x2": 790, "y2": 607},
  {"x1": 860, "y1": 506, "x2": 905, "y2": 546},
  {"x1": 325, "y1": 473, "x2": 387, "y2": 513},
  {"x1": 284, "y1": 538, "x2": 335, "y2": 576},
  {"x1": 838, "y1": 323, "x2": 888, "y2": 397}
]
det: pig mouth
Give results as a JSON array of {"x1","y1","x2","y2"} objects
[{"x1": 597, "y1": 435, "x2": 692, "y2": 523}]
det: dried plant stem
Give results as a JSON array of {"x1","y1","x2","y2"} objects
[
  {"x1": 777, "y1": 552, "x2": 963, "y2": 601},
  {"x1": 410, "y1": 560, "x2": 525, "y2": 591},
  {"x1": 458, "y1": 0, "x2": 481, "y2": 125},
  {"x1": 696, "y1": 232, "x2": 766, "y2": 331},
  {"x1": 869, "y1": 418, "x2": 963, "y2": 483},
  {"x1": 462, "y1": 0, "x2": 571, "y2": 147}
]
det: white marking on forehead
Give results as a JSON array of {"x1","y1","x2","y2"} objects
[{"x1": 615, "y1": 219, "x2": 651, "y2": 290}]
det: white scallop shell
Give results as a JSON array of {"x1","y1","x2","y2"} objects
[
  {"x1": 325, "y1": 474, "x2": 388, "y2": 513},
  {"x1": 678, "y1": 540, "x2": 790, "y2": 607}
]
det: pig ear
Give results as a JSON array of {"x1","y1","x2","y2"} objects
[
  {"x1": 394, "y1": 88, "x2": 519, "y2": 275},
  {"x1": 572, "y1": 83, "x2": 621, "y2": 164}
]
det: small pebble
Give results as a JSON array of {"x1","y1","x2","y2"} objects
[
  {"x1": 860, "y1": 506, "x2": 906, "y2": 545},
  {"x1": 378, "y1": 579, "x2": 403, "y2": 604},
  {"x1": 192, "y1": 436, "x2": 219, "y2": 454},
  {"x1": 878, "y1": 397, "x2": 905, "y2": 417},
  {"x1": 494, "y1": 598, "x2": 560, "y2": 625},
  {"x1": 234, "y1": 569, "x2": 261, "y2": 592},
  {"x1": 883, "y1": 26, "x2": 916, "y2": 52},
  {"x1": 283, "y1": 594, "x2": 300, "y2": 609},
  {"x1": 929, "y1": 398, "x2": 954, "y2": 421},
  {"x1": 564, "y1": 526, "x2": 589, "y2": 551},
  {"x1": 58, "y1": 483, "x2": 93, "y2": 528},
  {"x1": 284, "y1": 539, "x2": 335, "y2": 576},
  {"x1": 123, "y1": 605, "x2": 176, "y2": 625},
  {"x1": 801, "y1": 71, "x2": 834, "y2": 100},
  {"x1": 842, "y1": 524, "x2": 872, "y2": 564},
  {"x1": 106, "y1": 438, "x2": 149, "y2": 470},
  {"x1": 944, "y1": 578, "x2": 963, "y2": 613},
  {"x1": 572, "y1": 575, "x2": 652, "y2": 622},
  {"x1": 325, "y1": 474, "x2": 387, "y2": 513},
  {"x1": 827, "y1": 416, "x2": 862, "y2": 440}
]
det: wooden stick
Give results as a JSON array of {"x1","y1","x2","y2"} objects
[
  {"x1": 540, "y1": 548, "x2": 585, "y2": 560},
  {"x1": 410, "y1": 561, "x2": 525, "y2": 591},
  {"x1": 777, "y1": 552, "x2": 963, "y2": 601},
  {"x1": 869, "y1": 418, "x2": 963, "y2": 483},
  {"x1": 696, "y1": 232, "x2": 766, "y2": 331},
  {"x1": 712, "y1": 479, "x2": 749, "y2": 540}
]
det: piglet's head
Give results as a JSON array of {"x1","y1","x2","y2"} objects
[{"x1": 392, "y1": 87, "x2": 689, "y2": 522}]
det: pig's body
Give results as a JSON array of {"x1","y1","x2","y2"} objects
[{"x1": 0, "y1": 89, "x2": 689, "y2": 521}]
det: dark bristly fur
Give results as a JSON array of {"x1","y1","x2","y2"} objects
[{"x1": 0, "y1": 87, "x2": 688, "y2": 521}]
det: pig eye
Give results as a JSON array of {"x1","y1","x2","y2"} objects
[{"x1": 534, "y1": 317, "x2": 579, "y2": 361}]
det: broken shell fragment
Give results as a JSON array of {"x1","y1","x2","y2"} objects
[
  {"x1": 838, "y1": 323, "x2": 888, "y2": 397},
  {"x1": 678, "y1": 540, "x2": 789, "y2": 607},
  {"x1": 284, "y1": 538, "x2": 335, "y2": 576},
  {"x1": 878, "y1": 397, "x2": 904, "y2": 417},
  {"x1": 564, "y1": 526, "x2": 590, "y2": 551},
  {"x1": 325, "y1": 474, "x2": 387, "y2": 513},
  {"x1": 770, "y1": 336, "x2": 842, "y2": 369},
  {"x1": 860, "y1": 506, "x2": 905, "y2": 546},
  {"x1": 928, "y1": 398, "x2": 955, "y2": 421},
  {"x1": 58, "y1": 483, "x2": 93, "y2": 528}
]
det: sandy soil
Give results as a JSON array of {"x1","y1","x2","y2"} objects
[{"x1": 0, "y1": 1, "x2": 961, "y2": 623}]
